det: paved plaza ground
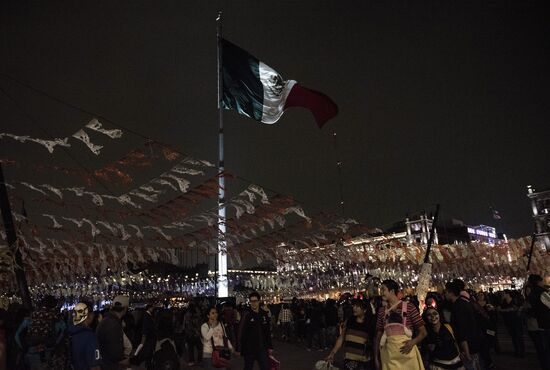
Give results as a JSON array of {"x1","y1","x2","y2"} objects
[
  {"x1": 177, "y1": 318, "x2": 541, "y2": 370},
  {"x1": 181, "y1": 341, "x2": 539, "y2": 370},
  {"x1": 183, "y1": 346, "x2": 538, "y2": 370}
]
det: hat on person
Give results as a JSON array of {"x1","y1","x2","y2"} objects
[
  {"x1": 113, "y1": 295, "x2": 129, "y2": 308},
  {"x1": 73, "y1": 302, "x2": 90, "y2": 325}
]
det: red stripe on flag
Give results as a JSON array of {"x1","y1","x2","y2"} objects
[{"x1": 284, "y1": 84, "x2": 338, "y2": 128}]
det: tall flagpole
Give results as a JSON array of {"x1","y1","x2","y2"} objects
[
  {"x1": 0, "y1": 163, "x2": 32, "y2": 309},
  {"x1": 216, "y1": 11, "x2": 228, "y2": 297}
]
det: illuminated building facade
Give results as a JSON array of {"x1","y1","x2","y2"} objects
[
  {"x1": 405, "y1": 214, "x2": 438, "y2": 245},
  {"x1": 527, "y1": 185, "x2": 550, "y2": 251},
  {"x1": 466, "y1": 224, "x2": 498, "y2": 244},
  {"x1": 387, "y1": 216, "x2": 500, "y2": 246}
]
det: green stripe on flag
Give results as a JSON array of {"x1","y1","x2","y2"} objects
[{"x1": 221, "y1": 39, "x2": 264, "y2": 121}]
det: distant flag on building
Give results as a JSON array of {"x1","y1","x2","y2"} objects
[
  {"x1": 491, "y1": 207, "x2": 502, "y2": 220},
  {"x1": 221, "y1": 38, "x2": 338, "y2": 128}
]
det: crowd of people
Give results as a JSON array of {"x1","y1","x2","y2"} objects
[
  {"x1": 0, "y1": 273, "x2": 548, "y2": 370},
  {"x1": 0, "y1": 291, "x2": 275, "y2": 370}
]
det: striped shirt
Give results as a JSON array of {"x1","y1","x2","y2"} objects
[
  {"x1": 343, "y1": 317, "x2": 372, "y2": 362},
  {"x1": 376, "y1": 301, "x2": 424, "y2": 332}
]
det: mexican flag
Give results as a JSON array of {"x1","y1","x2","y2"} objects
[{"x1": 221, "y1": 39, "x2": 338, "y2": 128}]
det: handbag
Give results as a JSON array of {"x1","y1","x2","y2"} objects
[{"x1": 211, "y1": 323, "x2": 232, "y2": 368}]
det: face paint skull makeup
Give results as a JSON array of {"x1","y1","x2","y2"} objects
[{"x1": 73, "y1": 302, "x2": 90, "y2": 325}]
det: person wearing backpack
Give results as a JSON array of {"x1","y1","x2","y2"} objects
[
  {"x1": 423, "y1": 307, "x2": 464, "y2": 370},
  {"x1": 373, "y1": 279, "x2": 426, "y2": 370},
  {"x1": 69, "y1": 302, "x2": 101, "y2": 370},
  {"x1": 15, "y1": 295, "x2": 65, "y2": 370}
]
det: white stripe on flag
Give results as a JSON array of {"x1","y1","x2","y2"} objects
[{"x1": 258, "y1": 62, "x2": 296, "y2": 124}]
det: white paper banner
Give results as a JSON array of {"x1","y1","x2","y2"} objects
[
  {"x1": 43, "y1": 214, "x2": 63, "y2": 229},
  {"x1": 160, "y1": 173, "x2": 190, "y2": 193},
  {"x1": 85, "y1": 118, "x2": 123, "y2": 139},
  {"x1": 72, "y1": 129, "x2": 103, "y2": 155}
]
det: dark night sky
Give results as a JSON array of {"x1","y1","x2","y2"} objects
[{"x1": 1, "y1": 0, "x2": 549, "y2": 238}]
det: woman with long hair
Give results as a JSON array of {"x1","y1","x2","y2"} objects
[
  {"x1": 423, "y1": 307, "x2": 464, "y2": 370},
  {"x1": 201, "y1": 306, "x2": 233, "y2": 370}
]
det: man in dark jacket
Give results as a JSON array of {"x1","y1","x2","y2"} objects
[
  {"x1": 96, "y1": 295, "x2": 130, "y2": 370},
  {"x1": 324, "y1": 299, "x2": 339, "y2": 346},
  {"x1": 499, "y1": 289, "x2": 525, "y2": 357},
  {"x1": 237, "y1": 291, "x2": 273, "y2": 370},
  {"x1": 132, "y1": 304, "x2": 156, "y2": 369},
  {"x1": 445, "y1": 281, "x2": 483, "y2": 370},
  {"x1": 70, "y1": 302, "x2": 101, "y2": 370},
  {"x1": 307, "y1": 300, "x2": 326, "y2": 350},
  {"x1": 527, "y1": 274, "x2": 550, "y2": 329},
  {"x1": 526, "y1": 274, "x2": 550, "y2": 370}
]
